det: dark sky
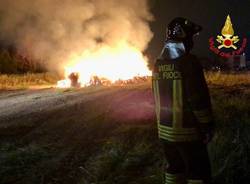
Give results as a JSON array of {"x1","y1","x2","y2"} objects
[{"x1": 147, "y1": 0, "x2": 250, "y2": 61}]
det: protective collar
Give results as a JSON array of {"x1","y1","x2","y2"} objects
[{"x1": 159, "y1": 40, "x2": 186, "y2": 60}]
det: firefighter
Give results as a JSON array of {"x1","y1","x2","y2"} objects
[{"x1": 152, "y1": 17, "x2": 214, "y2": 184}]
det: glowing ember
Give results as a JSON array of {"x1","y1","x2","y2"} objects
[{"x1": 57, "y1": 42, "x2": 151, "y2": 88}]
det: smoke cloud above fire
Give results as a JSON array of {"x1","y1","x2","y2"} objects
[{"x1": 0, "y1": 0, "x2": 153, "y2": 72}]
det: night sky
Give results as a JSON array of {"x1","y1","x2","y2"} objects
[{"x1": 148, "y1": 0, "x2": 250, "y2": 61}]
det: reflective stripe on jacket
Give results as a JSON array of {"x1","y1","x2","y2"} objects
[{"x1": 152, "y1": 54, "x2": 213, "y2": 142}]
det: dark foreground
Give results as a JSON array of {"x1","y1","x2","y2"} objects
[{"x1": 0, "y1": 82, "x2": 250, "y2": 184}]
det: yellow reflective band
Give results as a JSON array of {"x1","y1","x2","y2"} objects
[
  {"x1": 155, "y1": 80, "x2": 161, "y2": 122},
  {"x1": 159, "y1": 132, "x2": 199, "y2": 142},
  {"x1": 165, "y1": 173, "x2": 185, "y2": 184},
  {"x1": 159, "y1": 135, "x2": 198, "y2": 142},
  {"x1": 159, "y1": 130, "x2": 198, "y2": 139},
  {"x1": 152, "y1": 81, "x2": 158, "y2": 113},
  {"x1": 153, "y1": 80, "x2": 161, "y2": 122},
  {"x1": 165, "y1": 179, "x2": 175, "y2": 184},
  {"x1": 187, "y1": 179, "x2": 204, "y2": 184},
  {"x1": 165, "y1": 179, "x2": 176, "y2": 184},
  {"x1": 165, "y1": 173, "x2": 184, "y2": 177},
  {"x1": 159, "y1": 127, "x2": 197, "y2": 135},
  {"x1": 158, "y1": 124, "x2": 197, "y2": 134},
  {"x1": 173, "y1": 79, "x2": 183, "y2": 129}
]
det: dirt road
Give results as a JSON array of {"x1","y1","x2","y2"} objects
[{"x1": 0, "y1": 84, "x2": 157, "y2": 184}]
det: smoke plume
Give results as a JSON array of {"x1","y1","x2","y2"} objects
[{"x1": 0, "y1": 0, "x2": 153, "y2": 71}]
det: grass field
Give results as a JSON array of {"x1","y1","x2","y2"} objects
[
  {"x1": 0, "y1": 72, "x2": 250, "y2": 184},
  {"x1": 0, "y1": 73, "x2": 60, "y2": 90},
  {"x1": 1, "y1": 71, "x2": 250, "y2": 89},
  {"x1": 206, "y1": 71, "x2": 250, "y2": 87}
]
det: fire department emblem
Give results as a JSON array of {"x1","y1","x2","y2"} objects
[
  {"x1": 209, "y1": 15, "x2": 247, "y2": 58},
  {"x1": 216, "y1": 15, "x2": 239, "y2": 50}
]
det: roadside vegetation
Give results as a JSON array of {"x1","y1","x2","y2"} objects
[
  {"x1": 209, "y1": 82, "x2": 250, "y2": 184},
  {"x1": 0, "y1": 49, "x2": 46, "y2": 74},
  {"x1": 0, "y1": 73, "x2": 59, "y2": 89},
  {"x1": 0, "y1": 49, "x2": 60, "y2": 89},
  {"x1": 206, "y1": 71, "x2": 250, "y2": 87}
]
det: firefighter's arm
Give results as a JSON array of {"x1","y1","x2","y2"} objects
[
  {"x1": 185, "y1": 58, "x2": 214, "y2": 142},
  {"x1": 152, "y1": 70, "x2": 156, "y2": 94},
  {"x1": 152, "y1": 60, "x2": 161, "y2": 122},
  {"x1": 152, "y1": 60, "x2": 159, "y2": 94}
]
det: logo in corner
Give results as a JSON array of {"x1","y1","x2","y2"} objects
[{"x1": 209, "y1": 15, "x2": 247, "y2": 58}]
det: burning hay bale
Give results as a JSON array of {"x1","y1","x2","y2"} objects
[
  {"x1": 88, "y1": 76, "x2": 150, "y2": 86},
  {"x1": 57, "y1": 74, "x2": 150, "y2": 88},
  {"x1": 114, "y1": 76, "x2": 150, "y2": 86},
  {"x1": 68, "y1": 72, "x2": 80, "y2": 88},
  {"x1": 90, "y1": 76, "x2": 112, "y2": 86},
  {"x1": 89, "y1": 76, "x2": 102, "y2": 86}
]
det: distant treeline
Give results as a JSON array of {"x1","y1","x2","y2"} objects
[{"x1": 0, "y1": 49, "x2": 46, "y2": 74}]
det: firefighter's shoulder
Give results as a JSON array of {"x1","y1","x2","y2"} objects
[
  {"x1": 155, "y1": 57, "x2": 164, "y2": 64},
  {"x1": 182, "y1": 54, "x2": 202, "y2": 70},
  {"x1": 183, "y1": 53, "x2": 200, "y2": 64}
]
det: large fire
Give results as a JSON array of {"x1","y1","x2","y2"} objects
[{"x1": 57, "y1": 43, "x2": 151, "y2": 88}]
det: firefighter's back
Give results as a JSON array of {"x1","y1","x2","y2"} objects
[{"x1": 153, "y1": 54, "x2": 200, "y2": 142}]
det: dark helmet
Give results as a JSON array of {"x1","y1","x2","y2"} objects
[{"x1": 167, "y1": 17, "x2": 202, "y2": 51}]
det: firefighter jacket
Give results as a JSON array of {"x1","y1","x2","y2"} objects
[{"x1": 152, "y1": 45, "x2": 213, "y2": 142}]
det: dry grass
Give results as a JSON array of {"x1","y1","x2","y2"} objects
[
  {"x1": 1, "y1": 71, "x2": 250, "y2": 90},
  {"x1": 206, "y1": 72, "x2": 250, "y2": 87},
  {"x1": 0, "y1": 73, "x2": 60, "y2": 90}
]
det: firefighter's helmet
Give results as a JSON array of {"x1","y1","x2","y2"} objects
[
  {"x1": 167, "y1": 17, "x2": 202, "y2": 41},
  {"x1": 166, "y1": 17, "x2": 202, "y2": 52}
]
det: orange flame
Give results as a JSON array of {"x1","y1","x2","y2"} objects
[{"x1": 57, "y1": 42, "x2": 151, "y2": 88}]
